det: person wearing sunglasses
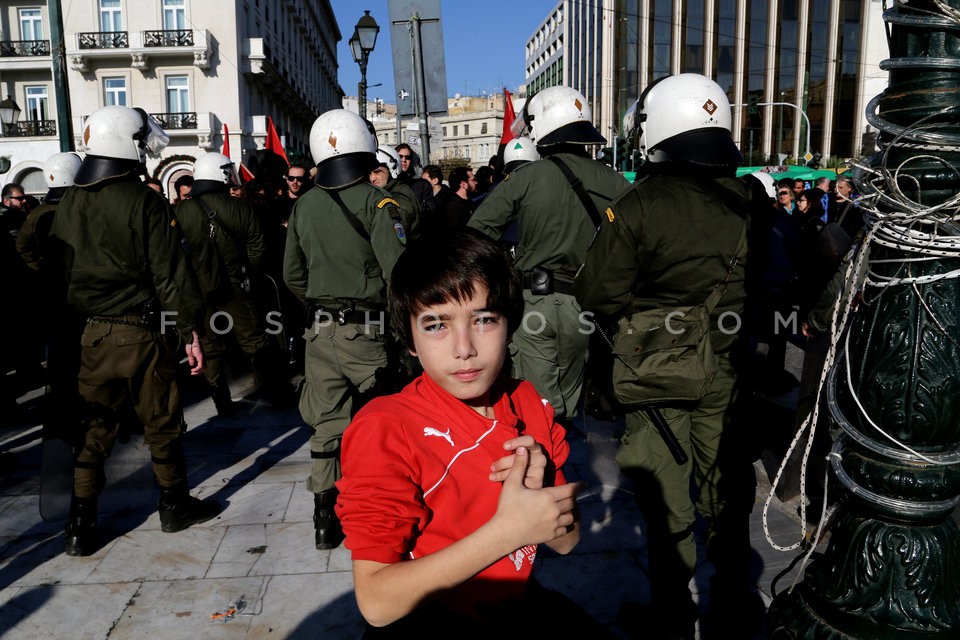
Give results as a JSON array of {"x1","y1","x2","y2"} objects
[
  {"x1": 775, "y1": 184, "x2": 796, "y2": 216},
  {"x1": 2, "y1": 182, "x2": 28, "y2": 221}
]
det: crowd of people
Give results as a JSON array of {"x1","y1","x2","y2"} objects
[{"x1": 0, "y1": 72, "x2": 865, "y2": 639}]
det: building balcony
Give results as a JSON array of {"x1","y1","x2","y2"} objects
[
  {"x1": 150, "y1": 111, "x2": 197, "y2": 130},
  {"x1": 78, "y1": 31, "x2": 129, "y2": 49},
  {"x1": 0, "y1": 39, "x2": 50, "y2": 56},
  {"x1": 0, "y1": 39, "x2": 52, "y2": 72},
  {"x1": 68, "y1": 29, "x2": 211, "y2": 73},
  {"x1": 2, "y1": 119, "x2": 57, "y2": 137}
]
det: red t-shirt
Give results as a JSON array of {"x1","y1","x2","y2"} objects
[{"x1": 336, "y1": 373, "x2": 569, "y2": 616}]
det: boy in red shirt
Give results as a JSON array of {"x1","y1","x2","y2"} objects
[{"x1": 336, "y1": 227, "x2": 581, "y2": 636}]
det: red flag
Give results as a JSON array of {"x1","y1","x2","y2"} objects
[
  {"x1": 500, "y1": 89, "x2": 516, "y2": 145},
  {"x1": 222, "y1": 123, "x2": 231, "y2": 157},
  {"x1": 266, "y1": 116, "x2": 289, "y2": 167},
  {"x1": 223, "y1": 123, "x2": 256, "y2": 183}
]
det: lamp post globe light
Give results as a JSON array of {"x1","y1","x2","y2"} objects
[
  {"x1": 351, "y1": 10, "x2": 380, "y2": 121},
  {"x1": 0, "y1": 95, "x2": 22, "y2": 136}
]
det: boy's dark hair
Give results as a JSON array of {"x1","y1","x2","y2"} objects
[
  {"x1": 422, "y1": 164, "x2": 443, "y2": 183},
  {"x1": 389, "y1": 227, "x2": 523, "y2": 352}
]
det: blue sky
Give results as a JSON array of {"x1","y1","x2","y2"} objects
[{"x1": 329, "y1": 0, "x2": 556, "y2": 104}]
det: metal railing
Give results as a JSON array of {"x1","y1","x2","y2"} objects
[
  {"x1": 78, "y1": 31, "x2": 129, "y2": 49},
  {"x1": 3, "y1": 120, "x2": 57, "y2": 137},
  {"x1": 144, "y1": 30, "x2": 193, "y2": 47},
  {"x1": 149, "y1": 112, "x2": 197, "y2": 129},
  {"x1": 0, "y1": 40, "x2": 50, "y2": 57}
]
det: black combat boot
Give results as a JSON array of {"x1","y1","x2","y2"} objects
[
  {"x1": 158, "y1": 484, "x2": 222, "y2": 533},
  {"x1": 211, "y1": 384, "x2": 236, "y2": 417},
  {"x1": 314, "y1": 489, "x2": 344, "y2": 550},
  {"x1": 64, "y1": 495, "x2": 99, "y2": 556}
]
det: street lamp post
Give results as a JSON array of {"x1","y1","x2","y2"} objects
[
  {"x1": 350, "y1": 10, "x2": 380, "y2": 121},
  {"x1": 0, "y1": 95, "x2": 22, "y2": 136}
]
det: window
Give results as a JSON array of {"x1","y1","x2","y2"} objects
[
  {"x1": 99, "y1": 0, "x2": 122, "y2": 32},
  {"x1": 481, "y1": 122, "x2": 487, "y2": 134},
  {"x1": 25, "y1": 85, "x2": 48, "y2": 121},
  {"x1": 104, "y1": 77, "x2": 127, "y2": 106},
  {"x1": 442, "y1": 126, "x2": 447, "y2": 136},
  {"x1": 19, "y1": 8, "x2": 44, "y2": 41},
  {"x1": 464, "y1": 124, "x2": 470, "y2": 136},
  {"x1": 166, "y1": 75, "x2": 189, "y2": 112},
  {"x1": 163, "y1": 0, "x2": 186, "y2": 31},
  {"x1": 453, "y1": 125, "x2": 458, "y2": 136}
]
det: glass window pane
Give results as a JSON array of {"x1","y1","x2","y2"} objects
[
  {"x1": 166, "y1": 75, "x2": 189, "y2": 112},
  {"x1": 19, "y1": 9, "x2": 44, "y2": 41},
  {"x1": 104, "y1": 77, "x2": 127, "y2": 106},
  {"x1": 164, "y1": 0, "x2": 186, "y2": 30},
  {"x1": 25, "y1": 86, "x2": 48, "y2": 121},
  {"x1": 99, "y1": 0, "x2": 123, "y2": 32}
]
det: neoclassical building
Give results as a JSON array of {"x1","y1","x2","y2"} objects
[{"x1": 0, "y1": 0, "x2": 341, "y2": 195}]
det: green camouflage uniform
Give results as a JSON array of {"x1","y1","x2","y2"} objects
[
  {"x1": 283, "y1": 181, "x2": 406, "y2": 494},
  {"x1": 469, "y1": 153, "x2": 628, "y2": 421},
  {"x1": 574, "y1": 174, "x2": 753, "y2": 610},
  {"x1": 50, "y1": 177, "x2": 204, "y2": 499},
  {"x1": 175, "y1": 190, "x2": 269, "y2": 392}
]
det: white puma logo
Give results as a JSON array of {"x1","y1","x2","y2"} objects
[{"x1": 423, "y1": 426, "x2": 454, "y2": 447}]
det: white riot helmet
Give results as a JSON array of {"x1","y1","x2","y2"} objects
[
  {"x1": 193, "y1": 152, "x2": 238, "y2": 185},
  {"x1": 623, "y1": 73, "x2": 741, "y2": 166},
  {"x1": 747, "y1": 171, "x2": 777, "y2": 200},
  {"x1": 511, "y1": 86, "x2": 606, "y2": 147},
  {"x1": 375, "y1": 145, "x2": 401, "y2": 179},
  {"x1": 503, "y1": 136, "x2": 540, "y2": 173},
  {"x1": 309, "y1": 109, "x2": 379, "y2": 189},
  {"x1": 75, "y1": 106, "x2": 169, "y2": 186},
  {"x1": 43, "y1": 152, "x2": 82, "y2": 188}
]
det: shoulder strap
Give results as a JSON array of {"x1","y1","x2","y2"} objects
[
  {"x1": 704, "y1": 222, "x2": 748, "y2": 313},
  {"x1": 329, "y1": 189, "x2": 371, "y2": 243},
  {"x1": 194, "y1": 195, "x2": 239, "y2": 242},
  {"x1": 546, "y1": 155, "x2": 603, "y2": 229}
]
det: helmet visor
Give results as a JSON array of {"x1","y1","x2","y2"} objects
[
  {"x1": 136, "y1": 111, "x2": 170, "y2": 158},
  {"x1": 511, "y1": 101, "x2": 531, "y2": 139}
]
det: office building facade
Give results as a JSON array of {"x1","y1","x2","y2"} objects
[{"x1": 526, "y1": 0, "x2": 888, "y2": 164}]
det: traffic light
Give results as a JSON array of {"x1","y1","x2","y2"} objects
[
  {"x1": 748, "y1": 94, "x2": 759, "y2": 114},
  {"x1": 615, "y1": 136, "x2": 629, "y2": 169}
]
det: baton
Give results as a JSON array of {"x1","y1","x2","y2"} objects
[{"x1": 645, "y1": 407, "x2": 688, "y2": 465}]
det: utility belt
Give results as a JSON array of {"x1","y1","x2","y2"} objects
[
  {"x1": 87, "y1": 299, "x2": 161, "y2": 331},
  {"x1": 307, "y1": 301, "x2": 387, "y2": 326},
  {"x1": 522, "y1": 266, "x2": 576, "y2": 296}
]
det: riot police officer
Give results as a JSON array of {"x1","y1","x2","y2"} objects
[
  {"x1": 283, "y1": 109, "x2": 406, "y2": 549},
  {"x1": 574, "y1": 74, "x2": 764, "y2": 637},
  {"x1": 372, "y1": 144, "x2": 421, "y2": 241},
  {"x1": 176, "y1": 151, "x2": 289, "y2": 415},
  {"x1": 50, "y1": 105, "x2": 221, "y2": 556},
  {"x1": 469, "y1": 86, "x2": 629, "y2": 423}
]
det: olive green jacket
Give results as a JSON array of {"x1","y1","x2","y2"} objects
[
  {"x1": 574, "y1": 175, "x2": 752, "y2": 354},
  {"x1": 175, "y1": 190, "x2": 266, "y2": 290},
  {"x1": 283, "y1": 181, "x2": 406, "y2": 306},
  {"x1": 386, "y1": 176, "x2": 420, "y2": 242},
  {"x1": 468, "y1": 152, "x2": 629, "y2": 279},
  {"x1": 50, "y1": 177, "x2": 204, "y2": 342}
]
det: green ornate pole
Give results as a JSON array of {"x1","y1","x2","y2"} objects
[{"x1": 767, "y1": 1, "x2": 960, "y2": 637}]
